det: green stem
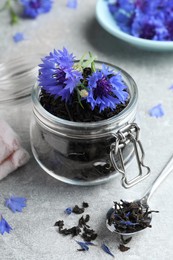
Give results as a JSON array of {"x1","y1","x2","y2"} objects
[
  {"x1": 9, "y1": 7, "x2": 19, "y2": 25},
  {"x1": 0, "y1": 0, "x2": 19, "y2": 24},
  {"x1": 89, "y1": 51, "x2": 96, "y2": 72},
  {"x1": 79, "y1": 52, "x2": 87, "y2": 65}
]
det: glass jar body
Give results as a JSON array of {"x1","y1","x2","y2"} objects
[
  {"x1": 30, "y1": 61, "x2": 138, "y2": 185},
  {"x1": 0, "y1": 55, "x2": 39, "y2": 151},
  {"x1": 0, "y1": 98, "x2": 32, "y2": 151}
]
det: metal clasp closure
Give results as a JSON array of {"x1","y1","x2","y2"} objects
[{"x1": 110, "y1": 123, "x2": 150, "y2": 188}]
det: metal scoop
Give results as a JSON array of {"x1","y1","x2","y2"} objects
[{"x1": 106, "y1": 155, "x2": 173, "y2": 236}]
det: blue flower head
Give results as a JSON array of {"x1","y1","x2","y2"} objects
[
  {"x1": 86, "y1": 65, "x2": 129, "y2": 112},
  {"x1": 20, "y1": 0, "x2": 53, "y2": 19},
  {"x1": 38, "y1": 48, "x2": 82, "y2": 102}
]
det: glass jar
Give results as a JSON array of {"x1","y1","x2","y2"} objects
[
  {"x1": 0, "y1": 55, "x2": 40, "y2": 150},
  {"x1": 30, "y1": 61, "x2": 150, "y2": 186}
]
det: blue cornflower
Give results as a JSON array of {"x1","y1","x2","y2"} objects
[
  {"x1": 0, "y1": 216, "x2": 12, "y2": 235},
  {"x1": 20, "y1": 0, "x2": 53, "y2": 19},
  {"x1": 38, "y1": 48, "x2": 82, "y2": 101},
  {"x1": 131, "y1": 9, "x2": 169, "y2": 40},
  {"x1": 86, "y1": 65, "x2": 129, "y2": 112}
]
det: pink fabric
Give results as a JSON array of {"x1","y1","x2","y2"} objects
[{"x1": 0, "y1": 120, "x2": 30, "y2": 180}]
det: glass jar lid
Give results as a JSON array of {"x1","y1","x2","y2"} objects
[{"x1": 0, "y1": 54, "x2": 43, "y2": 106}]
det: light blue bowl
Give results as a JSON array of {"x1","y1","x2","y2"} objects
[{"x1": 96, "y1": 0, "x2": 173, "y2": 51}]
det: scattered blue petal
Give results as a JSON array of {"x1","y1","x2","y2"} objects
[
  {"x1": 13, "y1": 32, "x2": 25, "y2": 43},
  {"x1": 148, "y1": 104, "x2": 164, "y2": 118},
  {"x1": 169, "y1": 85, "x2": 173, "y2": 90},
  {"x1": 75, "y1": 241, "x2": 96, "y2": 251},
  {"x1": 67, "y1": 0, "x2": 78, "y2": 9},
  {"x1": 120, "y1": 220, "x2": 138, "y2": 226},
  {"x1": 0, "y1": 216, "x2": 12, "y2": 235},
  {"x1": 64, "y1": 207, "x2": 72, "y2": 215},
  {"x1": 126, "y1": 212, "x2": 130, "y2": 217},
  {"x1": 5, "y1": 196, "x2": 27, "y2": 213},
  {"x1": 101, "y1": 244, "x2": 114, "y2": 257},
  {"x1": 76, "y1": 241, "x2": 89, "y2": 251}
]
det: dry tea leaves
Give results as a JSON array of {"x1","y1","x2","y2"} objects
[
  {"x1": 72, "y1": 205, "x2": 85, "y2": 214},
  {"x1": 82, "y1": 226, "x2": 97, "y2": 242},
  {"x1": 40, "y1": 90, "x2": 129, "y2": 122},
  {"x1": 54, "y1": 220, "x2": 64, "y2": 229},
  {"x1": 118, "y1": 244, "x2": 130, "y2": 252},
  {"x1": 82, "y1": 202, "x2": 89, "y2": 208},
  {"x1": 108, "y1": 200, "x2": 159, "y2": 234},
  {"x1": 78, "y1": 215, "x2": 90, "y2": 227},
  {"x1": 54, "y1": 202, "x2": 97, "y2": 242}
]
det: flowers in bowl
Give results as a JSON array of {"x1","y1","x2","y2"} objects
[
  {"x1": 38, "y1": 47, "x2": 129, "y2": 122},
  {"x1": 108, "y1": 0, "x2": 173, "y2": 41}
]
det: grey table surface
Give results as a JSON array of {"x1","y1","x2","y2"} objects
[{"x1": 0, "y1": 0, "x2": 173, "y2": 259}]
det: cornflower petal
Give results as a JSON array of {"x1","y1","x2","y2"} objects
[
  {"x1": 148, "y1": 104, "x2": 164, "y2": 118},
  {"x1": 101, "y1": 64, "x2": 114, "y2": 76},
  {"x1": 101, "y1": 244, "x2": 114, "y2": 258},
  {"x1": 67, "y1": 0, "x2": 78, "y2": 9},
  {"x1": 5, "y1": 196, "x2": 27, "y2": 213},
  {"x1": 169, "y1": 85, "x2": 173, "y2": 90},
  {"x1": 13, "y1": 32, "x2": 25, "y2": 43},
  {"x1": 76, "y1": 241, "x2": 89, "y2": 251},
  {"x1": 120, "y1": 220, "x2": 138, "y2": 226},
  {"x1": 0, "y1": 216, "x2": 12, "y2": 235},
  {"x1": 56, "y1": 47, "x2": 75, "y2": 68},
  {"x1": 64, "y1": 207, "x2": 72, "y2": 215}
]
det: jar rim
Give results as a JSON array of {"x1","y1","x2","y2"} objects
[{"x1": 32, "y1": 60, "x2": 138, "y2": 134}]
